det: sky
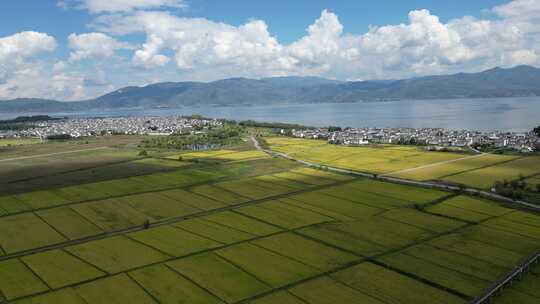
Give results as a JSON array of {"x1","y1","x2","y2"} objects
[{"x1": 0, "y1": 0, "x2": 539, "y2": 101}]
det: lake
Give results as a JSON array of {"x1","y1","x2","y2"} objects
[{"x1": 2, "y1": 97, "x2": 540, "y2": 132}]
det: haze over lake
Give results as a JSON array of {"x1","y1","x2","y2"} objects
[{"x1": 2, "y1": 97, "x2": 540, "y2": 132}]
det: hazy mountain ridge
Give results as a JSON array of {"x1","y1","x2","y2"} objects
[{"x1": 1, "y1": 65, "x2": 540, "y2": 113}]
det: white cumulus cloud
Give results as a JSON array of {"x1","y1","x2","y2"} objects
[
  {"x1": 90, "y1": 1, "x2": 540, "y2": 81},
  {"x1": 3, "y1": 0, "x2": 540, "y2": 101},
  {"x1": 95, "y1": 11, "x2": 287, "y2": 76},
  {"x1": 68, "y1": 32, "x2": 131, "y2": 62},
  {"x1": 0, "y1": 31, "x2": 56, "y2": 65}
]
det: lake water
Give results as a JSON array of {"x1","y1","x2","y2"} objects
[{"x1": 2, "y1": 97, "x2": 540, "y2": 132}]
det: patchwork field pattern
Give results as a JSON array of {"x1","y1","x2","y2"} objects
[
  {"x1": 266, "y1": 136, "x2": 540, "y2": 190},
  {"x1": 1, "y1": 146, "x2": 539, "y2": 304}
]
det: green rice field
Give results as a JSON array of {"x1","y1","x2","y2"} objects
[{"x1": 0, "y1": 140, "x2": 539, "y2": 304}]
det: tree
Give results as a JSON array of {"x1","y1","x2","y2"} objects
[
  {"x1": 138, "y1": 150, "x2": 148, "y2": 156},
  {"x1": 328, "y1": 126, "x2": 342, "y2": 132},
  {"x1": 533, "y1": 126, "x2": 540, "y2": 136}
]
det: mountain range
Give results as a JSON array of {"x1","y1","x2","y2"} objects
[{"x1": 1, "y1": 65, "x2": 540, "y2": 113}]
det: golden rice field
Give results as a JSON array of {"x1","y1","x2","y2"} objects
[
  {"x1": 265, "y1": 137, "x2": 466, "y2": 174},
  {"x1": 266, "y1": 136, "x2": 540, "y2": 190},
  {"x1": 0, "y1": 141, "x2": 539, "y2": 304}
]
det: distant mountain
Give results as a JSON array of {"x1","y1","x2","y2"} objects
[{"x1": 1, "y1": 65, "x2": 540, "y2": 113}]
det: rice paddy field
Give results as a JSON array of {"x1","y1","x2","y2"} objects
[
  {"x1": 265, "y1": 137, "x2": 467, "y2": 174},
  {"x1": 0, "y1": 139, "x2": 41, "y2": 147},
  {"x1": 0, "y1": 138, "x2": 539, "y2": 304},
  {"x1": 266, "y1": 136, "x2": 540, "y2": 190}
]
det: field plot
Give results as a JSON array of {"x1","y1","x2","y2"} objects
[
  {"x1": 290, "y1": 167, "x2": 353, "y2": 182},
  {"x1": 401, "y1": 244, "x2": 507, "y2": 281},
  {"x1": 159, "y1": 189, "x2": 227, "y2": 211},
  {"x1": 504, "y1": 210, "x2": 540, "y2": 227},
  {"x1": 251, "y1": 233, "x2": 358, "y2": 271},
  {"x1": 118, "y1": 192, "x2": 202, "y2": 220},
  {"x1": 21, "y1": 250, "x2": 104, "y2": 289},
  {"x1": 189, "y1": 184, "x2": 249, "y2": 205},
  {"x1": 298, "y1": 217, "x2": 433, "y2": 256},
  {"x1": 288, "y1": 276, "x2": 384, "y2": 304},
  {"x1": 0, "y1": 213, "x2": 66, "y2": 254},
  {"x1": 378, "y1": 252, "x2": 489, "y2": 298},
  {"x1": 482, "y1": 217, "x2": 540, "y2": 240},
  {"x1": 459, "y1": 225, "x2": 540, "y2": 256},
  {"x1": 214, "y1": 178, "x2": 297, "y2": 200},
  {"x1": 168, "y1": 252, "x2": 271, "y2": 303},
  {"x1": 317, "y1": 185, "x2": 409, "y2": 210},
  {"x1": 0, "y1": 196, "x2": 31, "y2": 215},
  {"x1": 287, "y1": 191, "x2": 383, "y2": 220},
  {"x1": 75, "y1": 274, "x2": 157, "y2": 304},
  {"x1": 216, "y1": 243, "x2": 317, "y2": 288},
  {"x1": 428, "y1": 233, "x2": 524, "y2": 268},
  {"x1": 379, "y1": 208, "x2": 466, "y2": 233},
  {"x1": 425, "y1": 195, "x2": 509, "y2": 222},
  {"x1": 170, "y1": 149, "x2": 269, "y2": 163},
  {"x1": 0, "y1": 259, "x2": 49, "y2": 300},
  {"x1": 12, "y1": 288, "x2": 88, "y2": 304},
  {"x1": 348, "y1": 179, "x2": 449, "y2": 204},
  {"x1": 253, "y1": 175, "x2": 308, "y2": 191},
  {"x1": 202, "y1": 211, "x2": 281, "y2": 236},
  {"x1": 174, "y1": 217, "x2": 255, "y2": 244},
  {"x1": 443, "y1": 156, "x2": 540, "y2": 189},
  {"x1": 12, "y1": 190, "x2": 70, "y2": 210},
  {"x1": 127, "y1": 225, "x2": 221, "y2": 257},
  {"x1": 332, "y1": 262, "x2": 466, "y2": 304},
  {"x1": 236, "y1": 199, "x2": 335, "y2": 229},
  {"x1": 71, "y1": 198, "x2": 152, "y2": 231},
  {"x1": 129, "y1": 264, "x2": 222, "y2": 304},
  {"x1": 390, "y1": 153, "x2": 516, "y2": 181},
  {"x1": 66, "y1": 236, "x2": 169, "y2": 274},
  {"x1": 37, "y1": 207, "x2": 104, "y2": 240}
]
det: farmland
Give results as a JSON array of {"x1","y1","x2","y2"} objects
[
  {"x1": 0, "y1": 139, "x2": 41, "y2": 147},
  {"x1": 265, "y1": 137, "x2": 466, "y2": 174},
  {"x1": 0, "y1": 136, "x2": 539, "y2": 304},
  {"x1": 266, "y1": 136, "x2": 540, "y2": 204}
]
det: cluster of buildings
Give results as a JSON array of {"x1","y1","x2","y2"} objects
[
  {"x1": 289, "y1": 127, "x2": 540, "y2": 153},
  {"x1": 2, "y1": 116, "x2": 223, "y2": 139}
]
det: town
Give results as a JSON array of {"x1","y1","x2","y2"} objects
[
  {"x1": 0, "y1": 116, "x2": 223, "y2": 139},
  {"x1": 1, "y1": 115, "x2": 539, "y2": 153},
  {"x1": 289, "y1": 127, "x2": 540, "y2": 153}
]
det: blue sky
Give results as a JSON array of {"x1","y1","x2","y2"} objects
[
  {"x1": 0, "y1": 1, "x2": 508, "y2": 44},
  {"x1": 0, "y1": 0, "x2": 538, "y2": 100}
]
